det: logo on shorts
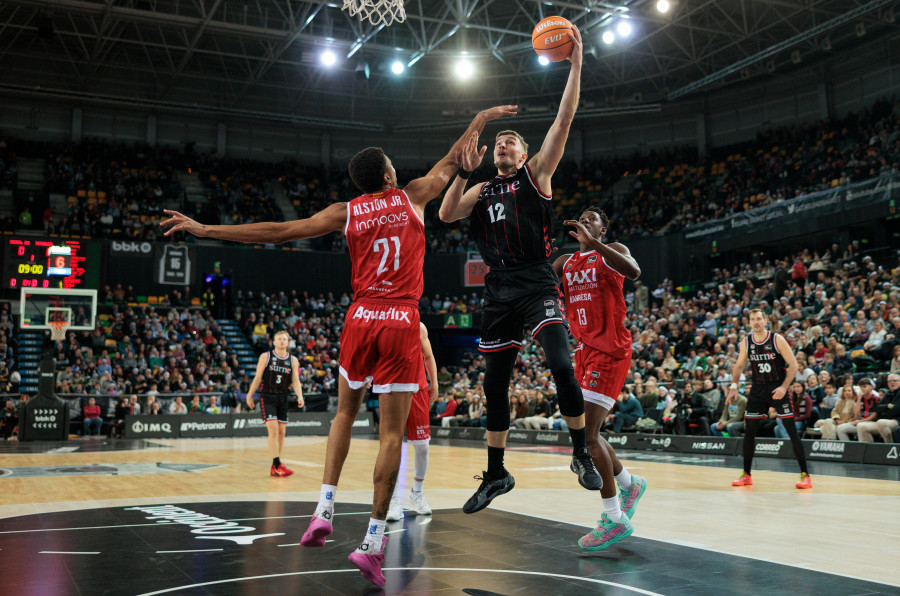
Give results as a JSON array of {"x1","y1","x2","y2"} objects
[
  {"x1": 545, "y1": 308, "x2": 555, "y2": 317},
  {"x1": 590, "y1": 371, "x2": 600, "y2": 378},
  {"x1": 544, "y1": 299, "x2": 554, "y2": 306},
  {"x1": 589, "y1": 380, "x2": 598, "y2": 388}
]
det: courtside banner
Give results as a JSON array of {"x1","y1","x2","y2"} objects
[
  {"x1": 432, "y1": 426, "x2": 457, "y2": 440},
  {"x1": 126, "y1": 415, "x2": 180, "y2": 439},
  {"x1": 862, "y1": 443, "x2": 900, "y2": 466},
  {"x1": 804, "y1": 439, "x2": 865, "y2": 463},
  {"x1": 681, "y1": 437, "x2": 740, "y2": 456},
  {"x1": 533, "y1": 429, "x2": 570, "y2": 445},
  {"x1": 180, "y1": 416, "x2": 231, "y2": 438},
  {"x1": 750, "y1": 438, "x2": 792, "y2": 459},
  {"x1": 506, "y1": 429, "x2": 535, "y2": 443},
  {"x1": 231, "y1": 413, "x2": 269, "y2": 437},
  {"x1": 455, "y1": 426, "x2": 486, "y2": 441}
]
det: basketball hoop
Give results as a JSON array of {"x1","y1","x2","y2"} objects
[
  {"x1": 342, "y1": 0, "x2": 406, "y2": 26},
  {"x1": 49, "y1": 321, "x2": 69, "y2": 342}
]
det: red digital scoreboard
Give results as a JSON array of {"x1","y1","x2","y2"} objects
[{"x1": 2, "y1": 238, "x2": 89, "y2": 289}]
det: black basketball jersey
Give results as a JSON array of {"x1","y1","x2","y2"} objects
[
  {"x1": 260, "y1": 350, "x2": 293, "y2": 394},
  {"x1": 746, "y1": 331, "x2": 787, "y2": 385},
  {"x1": 469, "y1": 163, "x2": 555, "y2": 269}
]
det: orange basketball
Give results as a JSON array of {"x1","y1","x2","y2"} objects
[{"x1": 532, "y1": 16, "x2": 574, "y2": 62}]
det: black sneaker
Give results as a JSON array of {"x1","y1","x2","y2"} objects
[
  {"x1": 571, "y1": 447, "x2": 603, "y2": 490},
  {"x1": 462, "y1": 470, "x2": 516, "y2": 514}
]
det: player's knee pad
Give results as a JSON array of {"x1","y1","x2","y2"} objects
[
  {"x1": 486, "y1": 407, "x2": 510, "y2": 432},
  {"x1": 552, "y1": 365, "x2": 585, "y2": 418}
]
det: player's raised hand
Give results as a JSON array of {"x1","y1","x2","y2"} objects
[
  {"x1": 480, "y1": 105, "x2": 518, "y2": 122},
  {"x1": 564, "y1": 219, "x2": 592, "y2": 244},
  {"x1": 160, "y1": 209, "x2": 204, "y2": 237},
  {"x1": 459, "y1": 132, "x2": 487, "y2": 172},
  {"x1": 567, "y1": 25, "x2": 583, "y2": 66}
]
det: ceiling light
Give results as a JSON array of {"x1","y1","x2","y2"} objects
[
  {"x1": 656, "y1": 0, "x2": 670, "y2": 13},
  {"x1": 454, "y1": 58, "x2": 474, "y2": 79},
  {"x1": 602, "y1": 31, "x2": 615, "y2": 45},
  {"x1": 538, "y1": 55, "x2": 550, "y2": 66},
  {"x1": 617, "y1": 21, "x2": 632, "y2": 37},
  {"x1": 320, "y1": 50, "x2": 336, "y2": 67},
  {"x1": 391, "y1": 60, "x2": 405, "y2": 75}
]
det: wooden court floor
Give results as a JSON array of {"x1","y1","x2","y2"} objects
[{"x1": 0, "y1": 435, "x2": 897, "y2": 594}]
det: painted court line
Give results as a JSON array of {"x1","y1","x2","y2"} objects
[
  {"x1": 135, "y1": 567, "x2": 665, "y2": 596},
  {"x1": 156, "y1": 549, "x2": 223, "y2": 554},
  {"x1": 277, "y1": 543, "x2": 301, "y2": 548},
  {"x1": 383, "y1": 528, "x2": 407, "y2": 535},
  {"x1": 40, "y1": 551, "x2": 100, "y2": 555}
]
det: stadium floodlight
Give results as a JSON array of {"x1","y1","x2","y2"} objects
[
  {"x1": 617, "y1": 21, "x2": 632, "y2": 37},
  {"x1": 391, "y1": 60, "x2": 405, "y2": 75},
  {"x1": 602, "y1": 30, "x2": 615, "y2": 45},
  {"x1": 454, "y1": 58, "x2": 474, "y2": 79},
  {"x1": 657, "y1": 0, "x2": 670, "y2": 13},
  {"x1": 320, "y1": 50, "x2": 337, "y2": 67},
  {"x1": 538, "y1": 55, "x2": 550, "y2": 66}
]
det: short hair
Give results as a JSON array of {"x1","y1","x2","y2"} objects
[
  {"x1": 748, "y1": 308, "x2": 766, "y2": 318},
  {"x1": 348, "y1": 147, "x2": 388, "y2": 194},
  {"x1": 580, "y1": 205, "x2": 610, "y2": 228},
  {"x1": 495, "y1": 130, "x2": 529, "y2": 155},
  {"x1": 274, "y1": 330, "x2": 290, "y2": 340}
]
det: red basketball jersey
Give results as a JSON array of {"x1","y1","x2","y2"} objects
[
  {"x1": 562, "y1": 249, "x2": 631, "y2": 358},
  {"x1": 345, "y1": 188, "x2": 425, "y2": 302}
]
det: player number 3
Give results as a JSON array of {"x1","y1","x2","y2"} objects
[{"x1": 373, "y1": 236, "x2": 401, "y2": 275}]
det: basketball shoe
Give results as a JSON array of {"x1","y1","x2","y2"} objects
[
  {"x1": 386, "y1": 496, "x2": 404, "y2": 522},
  {"x1": 409, "y1": 490, "x2": 431, "y2": 515},
  {"x1": 300, "y1": 509, "x2": 333, "y2": 547},
  {"x1": 270, "y1": 464, "x2": 293, "y2": 477},
  {"x1": 348, "y1": 536, "x2": 388, "y2": 587},
  {"x1": 795, "y1": 473, "x2": 813, "y2": 489},
  {"x1": 570, "y1": 447, "x2": 603, "y2": 490},
  {"x1": 618, "y1": 474, "x2": 647, "y2": 519},
  {"x1": 462, "y1": 470, "x2": 515, "y2": 514},
  {"x1": 578, "y1": 512, "x2": 634, "y2": 551},
  {"x1": 731, "y1": 472, "x2": 753, "y2": 486}
]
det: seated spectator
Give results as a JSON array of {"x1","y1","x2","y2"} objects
[
  {"x1": 858, "y1": 374, "x2": 900, "y2": 442},
  {"x1": 775, "y1": 382, "x2": 813, "y2": 438},
  {"x1": 605, "y1": 390, "x2": 643, "y2": 434},
  {"x1": 434, "y1": 391, "x2": 459, "y2": 426},
  {"x1": 112, "y1": 397, "x2": 131, "y2": 438},
  {"x1": 837, "y1": 378, "x2": 879, "y2": 441},
  {"x1": 129, "y1": 394, "x2": 141, "y2": 414},
  {"x1": 521, "y1": 392, "x2": 552, "y2": 429},
  {"x1": 169, "y1": 396, "x2": 187, "y2": 415},
  {"x1": 205, "y1": 395, "x2": 221, "y2": 414},
  {"x1": 428, "y1": 394, "x2": 448, "y2": 426},
  {"x1": 1, "y1": 399, "x2": 19, "y2": 440},
  {"x1": 710, "y1": 390, "x2": 747, "y2": 437},
  {"x1": 82, "y1": 396, "x2": 102, "y2": 437},
  {"x1": 820, "y1": 382, "x2": 840, "y2": 412},
  {"x1": 148, "y1": 401, "x2": 162, "y2": 415},
  {"x1": 815, "y1": 384, "x2": 858, "y2": 440},
  {"x1": 188, "y1": 395, "x2": 204, "y2": 414}
]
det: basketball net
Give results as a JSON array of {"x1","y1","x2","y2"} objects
[
  {"x1": 342, "y1": 0, "x2": 406, "y2": 26},
  {"x1": 49, "y1": 321, "x2": 69, "y2": 342}
]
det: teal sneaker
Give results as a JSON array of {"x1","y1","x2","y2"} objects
[
  {"x1": 578, "y1": 512, "x2": 634, "y2": 551},
  {"x1": 618, "y1": 474, "x2": 647, "y2": 519}
]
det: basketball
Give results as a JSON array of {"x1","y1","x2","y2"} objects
[{"x1": 532, "y1": 16, "x2": 574, "y2": 62}]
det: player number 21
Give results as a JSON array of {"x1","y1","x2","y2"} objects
[{"x1": 373, "y1": 236, "x2": 401, "y2": 275}]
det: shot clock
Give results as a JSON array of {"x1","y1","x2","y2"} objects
[{"x1": 2, "y1": 238, "x2": 89, "y2": 289}]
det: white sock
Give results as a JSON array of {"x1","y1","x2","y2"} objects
[
  {"x1": 615, "y1": 469, "x2": 632, "y2": 491},
  {"x1": 359, "y1": 518, "x2": 386, "y2": 552},
  {"x1": 412, "y1": 442, "x2": 429, "y2": 488},
  {"x1": 316, "y1": 484, "x2": 337, "y2": 515},
  {"x1": 412, "y1": 478, "x2": 424, "y2": 493},
  {"x1": 603, "y1": 496, "x2": 623, "y2": 522}
]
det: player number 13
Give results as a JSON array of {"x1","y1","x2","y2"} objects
[{"x1": 373, "y1": 236, "x2": 401, "y2": 275}]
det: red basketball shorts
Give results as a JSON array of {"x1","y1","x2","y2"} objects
[
  {"x1": 339, "y1": 301, "x2": 421, "y2": 394},
  {"x1": 406, "y1": 388, "x2": 431, "y2": 443},
  {"x1": 573, "y1": 342, "x2": 632, "y2": 410}
]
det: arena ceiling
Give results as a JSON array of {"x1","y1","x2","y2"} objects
[{"x1": 1, "y1": 0, "x2": 899, "y2": 130}]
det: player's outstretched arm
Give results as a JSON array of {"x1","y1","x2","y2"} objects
[
  {"x1": 439, "y1": 131, "x2": 488, "y2": 222},
  {"x1": 729, "y1": 340, "x2": 748, "y2": 400},
  {"x1": 528, "y1": 26, "x2": 582, "y2": 190},
  {"x1": 160, "y1": 202, "x2": 348, "y2": 244},
  {"x1": 406, "y1": 105, "x2": 517, "y2": 209},
  {"x1": 291, "y1": 356, "x2": 305, "y2": 410},
  {"x1": 774, "y1": 334, "x2": 799, "y2": 399},
  {"x1": 563, "y1": 220, "x2": 641, "y2": 280},
  {"x1": 246, "y1": 353, "x2": 268, "y2": 409}
]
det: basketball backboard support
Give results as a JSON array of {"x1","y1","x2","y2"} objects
[{"x1": 20, "y1": 288, "x2": 97, "y2": 331}]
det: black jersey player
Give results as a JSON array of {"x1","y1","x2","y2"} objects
[
  {"x1": 439, "y1": 24, "x2": 603, "y2": 514},
  {"x1": 729, "y1": 308, "x2": 812, "y2": 489},
  {"x1": 246, "y1": 330, "x2": 305, "y2": 477}
]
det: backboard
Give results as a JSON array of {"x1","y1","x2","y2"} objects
[{"x1": 20, "y1": 288, "x2": 97, "y2": 331}]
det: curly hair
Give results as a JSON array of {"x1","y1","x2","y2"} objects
[
  {"x1": 348, "y1": 147, "x2": 388, "y2": 194},
  {"x1": 580, "y1": 204, "x2": 610, "y2": 228}
]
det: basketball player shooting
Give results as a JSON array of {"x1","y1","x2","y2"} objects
[
  {"x1": 729, "y1": 309, "x2": 812, "y2": 489},
  {"x1": 552, "y1": 208, "x2": 647, "y2": 550},
  {"x1": 160, "y1": 104, "x2": 516, "y2": 588},
  {"x1": 439, "y1": 25, "x2": 606, "y2": 515}
]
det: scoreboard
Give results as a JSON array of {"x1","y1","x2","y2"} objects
[{"x1": 2, "y1": 238, "x2": 91, "y2": 289}]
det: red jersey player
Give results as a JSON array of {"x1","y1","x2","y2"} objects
[
  {"x1": 159, "y1": 104, "x2": 516, "y2": 588},
  {"x1": 552, "y1": 206, "x2": 645, "y2": 551}
]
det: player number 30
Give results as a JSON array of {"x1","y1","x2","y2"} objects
[{"x1": 757, "y1": 362, "x2": 772, "y2": 373}]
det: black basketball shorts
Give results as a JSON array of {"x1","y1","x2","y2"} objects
[
  {"x1": 260, "y1": 393, "x2": 289, "y2": 424},
  {"x1": 745, "y1": 383, "x2": 794, "y2": 420}
]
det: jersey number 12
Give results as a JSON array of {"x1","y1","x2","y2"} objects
[{"x1": 487, "y1": 203, "x2": 506, "y2": 223}]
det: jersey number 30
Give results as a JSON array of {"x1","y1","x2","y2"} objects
[
  {"x1": 373, "y1": 236, "x2": 401, "y2": 275},
  {"x1": 757, "y1": 363, "x2": 772, "y2": 373}
]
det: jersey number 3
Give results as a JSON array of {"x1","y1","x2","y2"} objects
[
  {"x1": 373, "y1": 236, "x2": 401, "y2": 275},
  {"x1": 487, "y1": 203, "x2": 506, "y2": 223}
]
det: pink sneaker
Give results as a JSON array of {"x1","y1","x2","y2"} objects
[
  {"x1": 300, "y1": 510, "x2": 333, "y2": 547},
  {"x1": 347, "y1": 536, "x2": 388, "y2": 587}
]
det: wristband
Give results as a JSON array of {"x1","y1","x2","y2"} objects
[
  {"x1": 457, "y1": 167, "x2": 472, "y2": 179},
  {"x1": 730, "y1": 383, "x2": 738, "y2": 390}
]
